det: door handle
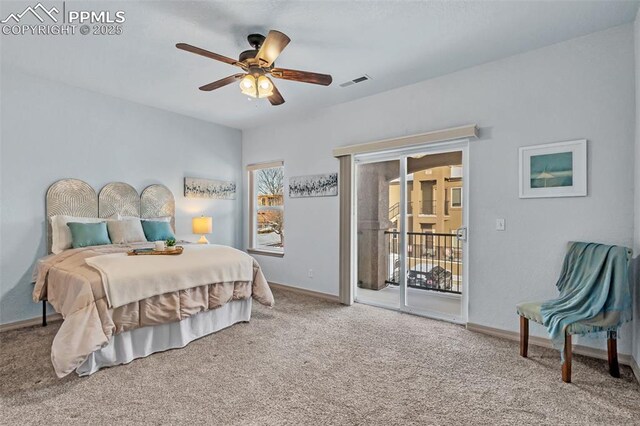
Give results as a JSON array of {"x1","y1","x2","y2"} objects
[{"x1": 456, "y1": 227, "x2": 467, "y2": 242}]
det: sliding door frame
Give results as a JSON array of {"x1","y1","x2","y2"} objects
[
  {"x1": 351, "y1": 139, "x2": 470, "y2": 324},
  {"x1": 335, "y1": 124, "x2": 477, "y2": 313}
]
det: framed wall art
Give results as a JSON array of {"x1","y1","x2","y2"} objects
[
  {"x1": 184, "y1": 177, "x2": 236, "y2": 200},
  {"x1": 288, "y1": 173, "x2": 338, "y2": 198},
  {"x1": 519, "y1": 139, "x2": 587, "y2": 198}
]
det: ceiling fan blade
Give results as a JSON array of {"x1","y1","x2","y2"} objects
[
  {"x1": 255, "y1": 30, "x2": 290, "y2": 67},
  {"x1": 270, "y1": 68, "x2": 332, "y2": 86},
  {"x1": 199, "y1": 74, "x2": 245, "y2": 91},
  {"x1": 268, "y1": 82, "x2": 285, "y2": 106},
  {"x1": 176, "y1": 43, "x2": 238, "y2": 66}
]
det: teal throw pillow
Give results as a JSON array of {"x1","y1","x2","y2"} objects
[
  {"x1": 141, "y1": 220, "x2": 175, "y2": 242},
  {"x1": 67, "y1": 222, "x2": 111, "y2": 248}
]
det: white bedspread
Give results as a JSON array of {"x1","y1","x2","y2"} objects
[{"x1": 85, "y1": 245, "x2": 254, "y2": 308}]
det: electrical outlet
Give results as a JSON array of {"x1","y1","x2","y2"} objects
[
  {"x1": 308, "y1": 269, "x2": 313, "y2": 278},
  {"x1": 496, "y1": 218, "x2": 506, "y2": 231}
]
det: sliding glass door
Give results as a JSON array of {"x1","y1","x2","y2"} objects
[{"x1": 354, "y1": 142, "x2": 468, "y2": 323}]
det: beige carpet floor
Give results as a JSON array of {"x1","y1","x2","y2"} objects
[{"x1": 1, "y1": 288, "x2": 639, "y2": 425}]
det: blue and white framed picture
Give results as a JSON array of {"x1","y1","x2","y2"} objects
[{"x1": 519, "y1": 139, "x2": 587, "y2": 198}]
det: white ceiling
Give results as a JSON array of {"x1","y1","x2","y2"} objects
[{"x1": 1, "y1": 1, "x2": 638, "y2": 130}]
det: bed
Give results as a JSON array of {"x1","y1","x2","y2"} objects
[{"x1": 32, "y1": 179, "x2": 274, "y2": 378}]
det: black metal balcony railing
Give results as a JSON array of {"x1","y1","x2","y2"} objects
[
  {"x1": 419, "y1": 200, "x2": 437, "y2": 215},
  {"x1": 385, "y1": 231, "x2": 462, "y2": 294}
]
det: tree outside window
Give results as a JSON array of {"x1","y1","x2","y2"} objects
[{"x1": 251, "y1": 164, "x2": 284, "y2": 252}]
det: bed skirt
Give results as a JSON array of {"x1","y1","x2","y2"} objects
[{"x1": 76, "y1": 298, "x2": 252, "y2": 376}]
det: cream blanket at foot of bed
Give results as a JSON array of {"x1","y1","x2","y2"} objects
[{"x1": 86, "y1": 245, "x2": 254, "y2": 308}]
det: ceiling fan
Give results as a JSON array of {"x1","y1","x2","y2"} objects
[{"x1": 176, "y1": 30, "x2": 332, "y2": 106}]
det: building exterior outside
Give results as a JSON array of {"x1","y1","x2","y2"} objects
[
  {"x1": 258, "y1": 194, "x2": 284, "y2": 207},
  {"x1": 388, "y1": 165, "x2": 463, "y2": 235},
  {"x1": 385, "y1": 165, "x2": 464, "y2": 293},
  {"x1": 356, "y1": 160, "x2": 464, "y2": 294},
  {"x1": 257, "y1": 194, "x2": 284, "y2": 247}
]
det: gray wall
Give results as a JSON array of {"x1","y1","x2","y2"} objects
[
  {"x1": 243, "y1": 25, "x2": 636, "y2": 354},
  {"x1": 634, "y1": 11, "x2": 640, "y2": 368},
  {"x1": 0, "y1": 68, "x2": 243, "y2": 325}
]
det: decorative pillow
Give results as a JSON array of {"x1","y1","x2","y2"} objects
[
  {"x1": 107, "y1": 219, "x2": 147, "y2": 244},
  {"x1": 67, "y1": 222, "x2": 111, "y2": 248},
  {"x1": 141, "y1": 220, "x2": 175, "y2": 241},
  {"x1": 50, "y1": 215, "x2": 105, "y2": 254}
]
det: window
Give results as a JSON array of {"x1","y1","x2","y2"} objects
[
  {"x1": 420, "y1": 223, "x2": 434, "y2": 233},
  {"x1": 451, "y1": 187, "x2": 462, "y2": 208},
  {"x1": 248, "y1": 161, "x2": 284, "y2": 256},
  {"x1": 420, "y1": 180, "x2": 435, "y2": 215},
  {"x1": 450, "y1": 165, "x2": 463, "y2": 178}
]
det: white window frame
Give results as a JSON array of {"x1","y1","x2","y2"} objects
[
  {"x1": 247, "y1": 160, "x2": 285, "y2": 257},
  {"x1": 450, "y1": 187, "x2": 462, "y2": 208}
]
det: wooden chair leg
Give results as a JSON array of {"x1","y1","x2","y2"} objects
[
  {"x1": 607, "y1": 330, "x2": 620, "y2": 378},
  {"x1": 562, "y1": 331, "x2": 572, "y2": 383},
  {"x1": 519, "y1": 316, "x2": 529, "y2": 358},
  {"x1": 42, "y1": 300, "x2": 47, "y2": 327}
]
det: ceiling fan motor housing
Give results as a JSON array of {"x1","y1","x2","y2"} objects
[
  {"x1": 247, "y1": 33, "x2": 266, "y2": 49},
  {"x1": 239, "y1": 49, "x2": 259, "y2": 63}
]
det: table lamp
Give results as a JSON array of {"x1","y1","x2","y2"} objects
[{"x1": 192, "y1": 216, "x2": 213, "y2": 244}]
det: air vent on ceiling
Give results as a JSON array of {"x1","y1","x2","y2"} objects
[{"x1": 339, "y1": 74, "x2": 371, "y2": 88}]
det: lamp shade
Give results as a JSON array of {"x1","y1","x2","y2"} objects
[
  {"x1": 239, "y1": 74, "x2": 274, "y2": 99},
  {"x1": 192, "y1": 216, "x2": 212, "y2": 234},
  {"x1": 239, "y1": 75, "x2": 257, "y2": 98},
  {"x1": 256, "y1": 75, "x2": 274, "y2": 98}
]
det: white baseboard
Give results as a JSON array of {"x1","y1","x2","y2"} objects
[
  {"x1": 0, "y1": 313, "x2": 62, "y2": 333},
  {"x1": 268, "y1": 281, "x2": 341, "y2": 303},
  {"x1": 466, "y1": 322, "x2": 633, "y2": 366}
]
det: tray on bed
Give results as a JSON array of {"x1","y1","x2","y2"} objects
[{"x1": 127, "y1": 246, "x2": 184, "y2": 256}]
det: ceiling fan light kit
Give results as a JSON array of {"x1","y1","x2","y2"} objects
[
  {"x1": 240, "y1": 74, "x2": 274, "y2": 99},
  {"x1": 177, "y1": 30, "x2": 333, "y2": 106}
]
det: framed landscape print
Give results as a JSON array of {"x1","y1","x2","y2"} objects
[{"x1": 519, "y1": 139, "x2": 587, "y2": 198}]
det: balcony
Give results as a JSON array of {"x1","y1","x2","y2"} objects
[
  {"x1": 385, "y1": 231, "x2": 462, "y2": 294},
  {"x1": 418, "y1": 200, "x2": 437, "y2": 215}
]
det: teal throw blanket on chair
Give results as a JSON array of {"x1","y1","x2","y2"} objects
[{"x1": 540, "y1": 242, "x2": 632, "y2": 351}]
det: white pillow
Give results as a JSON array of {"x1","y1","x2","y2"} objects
[
  {"x1": 107, "y1": 219, "x2": 147, "y2": 244},
  {"x1": 50, "y1": 215, "x2": 105, "y2": 254}
]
